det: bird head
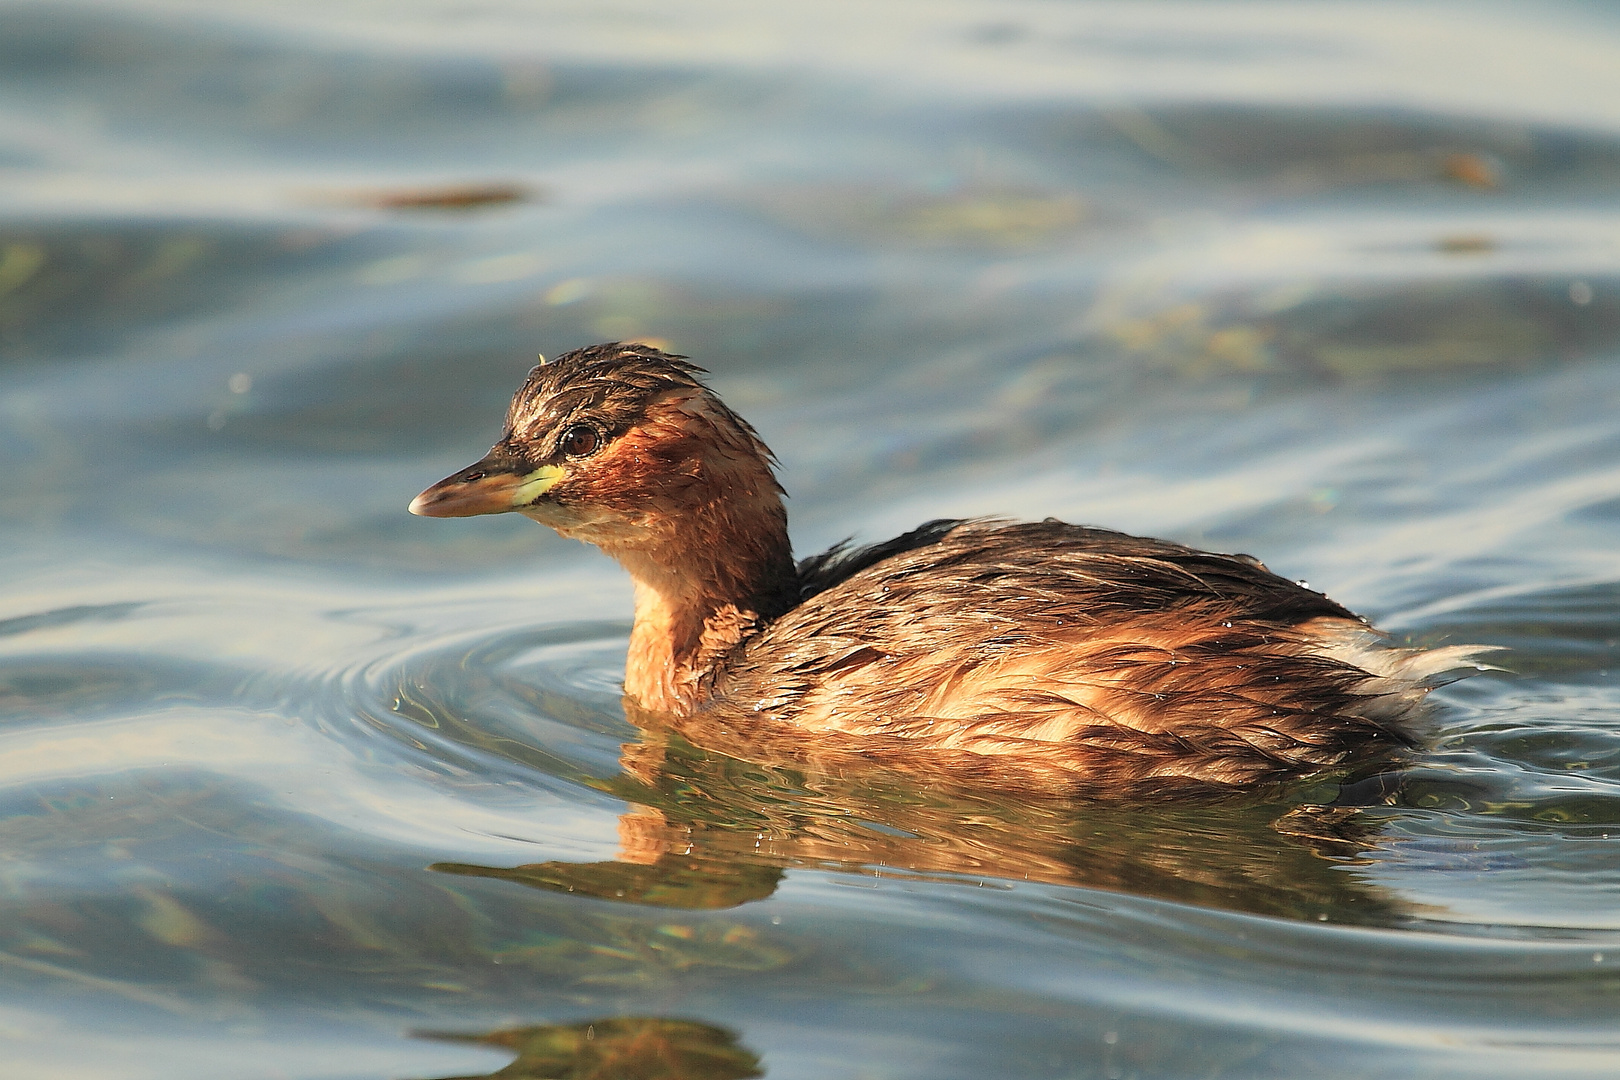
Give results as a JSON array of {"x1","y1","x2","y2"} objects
[{"x1": 409, "y1": 342, "x2": 783, "y2": 554}]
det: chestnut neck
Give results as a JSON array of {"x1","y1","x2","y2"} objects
[{"x1": 604, "y1": 470, "x2": 796, "y2": 714}]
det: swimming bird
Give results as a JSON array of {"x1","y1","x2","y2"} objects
[{"x1": 410, "y1": 342, "x2": 1480, "y2": 791}]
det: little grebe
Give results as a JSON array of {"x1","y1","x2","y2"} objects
[{"x1": 410, "y1": 343, "x2": 1481, "y2": 789}]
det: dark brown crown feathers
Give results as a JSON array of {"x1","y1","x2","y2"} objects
[{"x1": 505, "y1": 343, "x2": 702, "y2": 441}]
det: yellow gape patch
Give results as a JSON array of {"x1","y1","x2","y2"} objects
[{"x1": 510, "y1": 465, "x2": 565, "y2": 506}]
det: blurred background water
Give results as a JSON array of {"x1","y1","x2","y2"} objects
[{"x1": 3, "y1": 1, "x2": 1620, "y2": 1076}]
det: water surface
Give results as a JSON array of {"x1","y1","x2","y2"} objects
[{"x1": 3, "y1": 2, "x2": 1620, "y2": 1076}]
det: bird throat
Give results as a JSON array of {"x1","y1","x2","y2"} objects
[{"x1": 610, "y1": 498, "x2": 794, "y2": 713}]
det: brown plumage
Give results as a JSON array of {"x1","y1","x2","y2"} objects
[{"x1": 411, "y1": 342, "x2": 1484, "y2": 791}]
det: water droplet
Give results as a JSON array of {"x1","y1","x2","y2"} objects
[{"x1": 1570, "y1": 280, "x2": 1594, "y2": 305}]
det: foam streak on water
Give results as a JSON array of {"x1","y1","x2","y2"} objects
[{"x1": 3, "y1": 1, "x2": 1620, "y2": 1077}]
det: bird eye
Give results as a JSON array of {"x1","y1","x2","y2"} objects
[{"x1": 560, "y1": 424, "x2": 601, "y2": 457}]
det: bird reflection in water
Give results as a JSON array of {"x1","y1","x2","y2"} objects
[{"x1": 434, "y1": 703, "x2": 1409, "y2": 922}]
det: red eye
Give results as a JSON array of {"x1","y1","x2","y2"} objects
[{"x1": 560, "y1": 424, "x2": 600, "y2": 457}]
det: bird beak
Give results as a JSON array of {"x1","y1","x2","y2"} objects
[{"x1": 409, "y1": 455, "x2": 565, "y2": 518}]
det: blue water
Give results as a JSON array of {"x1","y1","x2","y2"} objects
[{"x1": 3, "y1": 2, "x2": 1620, "y2": 1076}]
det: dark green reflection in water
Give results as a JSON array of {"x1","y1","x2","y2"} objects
[
  {"x1": 0, "y1": 225, "x2": 357, "y2": 362},
  {"x1": 418, "y1": 1017, "x2": 762, "y2": 1080}
]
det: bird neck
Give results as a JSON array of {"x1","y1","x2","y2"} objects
[{"x1": 607, "y1": 484, "x2": 795, "y2": 714}]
